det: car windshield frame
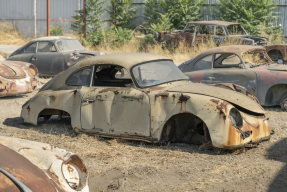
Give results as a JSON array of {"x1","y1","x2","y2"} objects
[
  {"x1": 55, "y1": 39, "x2": 85, "y2": 52},
  {"x1": 130, "y1": 59, "x2": 189, "y2": 88}
]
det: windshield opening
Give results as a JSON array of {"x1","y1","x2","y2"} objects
[
  {"x1": 132, "y1": 60, "x2": 188, "y2": 88},
  {"x1": 227, "y1": 25, "x2": 247, "y2": 35},
  {"x1": 56, "y1": 39, "x2": 85, "y2": 52},
  {"x1": 242, "y1": 50, "x2": 270, "y2": 66}
]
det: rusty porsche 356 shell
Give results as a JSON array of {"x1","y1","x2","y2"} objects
[
  {"x1": 0, "y1": 136, "x2": 89, "y2": 192},
  {"x1": 180, "y1": 45, "x2": 287, "y2": 109},
  {"x1": 21, "y1": 53, "x2": 270, "y2": 148},
  {"x1": 0, "y1": 60, "x2": 38, "y2": 97},
  {"x1": 156, "y1": 20, "x2": 269, "y2": 48}
]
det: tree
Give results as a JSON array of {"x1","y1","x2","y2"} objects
[
  {"x1": 159, "y1": 0, "x2": 205, "y2": 29},
  {"x1": 143, "y1": 0, "x2": 160, "y2": 25},
  {"x1": 212, "y1": 0, "x2": 280, "y2": 35},
  {"x1": 108, "y1": 0, "x2": 138, "y2": 28},
  {"x1": 71, "y1": 0, "x2": 107, "y2": 35}
]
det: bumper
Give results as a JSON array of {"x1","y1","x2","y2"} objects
[
  {"x1": 0, "y1": 77, "x2": 38, "y2": 97},
  {"x1": 222, "y1": 112, "x2": 270, "y2": 149}
]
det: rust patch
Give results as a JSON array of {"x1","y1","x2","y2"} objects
[
  {"x1": 155, "y1": 91, "x2": 169, "y2": 100},
  {"x1": 177, "y1": 94, "x2": 191, "y2": 103}
]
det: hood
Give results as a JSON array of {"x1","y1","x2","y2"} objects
[
  {"x1": 251, "y1": 64, "x2": 287, "y2": 71},
  {"x1": 238, "y1": 35, "x2": 269, "y2": 45},
  {"x1": 65, "y1": 50, "x2": 103, "y2": 56},
  {"x1": 0, "y1": 61, "x2": 26, "y2": 79},
  {"x1": 166, "y1": 81, "x2": 265, "y2": 114},
  {"x1": 0, "y1": 143, "x2": 58, "y2": 192}
]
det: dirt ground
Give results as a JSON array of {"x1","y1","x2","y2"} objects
[{"x1": 0, "y1": 78, "x2": 287, "y2": 192}]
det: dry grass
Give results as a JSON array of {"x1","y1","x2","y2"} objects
[{"x1": 0, "y1": 21, "x2": 32, "y2": 45}]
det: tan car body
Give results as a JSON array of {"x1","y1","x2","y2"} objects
[
  {"x1": 0, "y1": 60, "x2": 38, "y2": 97},
  {"x1": 21, "y1": 53, "x2": 270, "y2": 148}
]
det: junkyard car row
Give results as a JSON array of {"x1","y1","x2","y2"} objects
[{"x1": 1, "y1": 20, "x2": 287, "y2": 190}]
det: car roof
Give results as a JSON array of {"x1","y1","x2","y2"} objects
[
  {"x1": 187, "y1": 20, "x2": 240, "y2": 26},
  {"x1": 185, "y1": 45, "x2": 265, "y2": 64},
  {"x1": 76, "y1": 52, "x2": 171, "y2": 70},
  {"x1": 31, "y1": 36, "x2": 76, "y2": 42}
]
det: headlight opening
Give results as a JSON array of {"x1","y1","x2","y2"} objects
[
  {"x1": 229, "y1": 108, "x2": 243, "y2": 129},
  {"x1": 62, "y1": 155, "x2": 88, "y2": 190}
]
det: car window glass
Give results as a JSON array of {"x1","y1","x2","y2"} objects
[
  {"x1": 25, "y1": 42, "x2": 37, "y2": 53},
  {"x1": 214, "y1": 53, "x2": 242, "y2": 68},
  {"x1": 216, "y1": 26, "x2": 225, "y2": 36},
  {"x1": 38, "y1": 42, "x2": 56, "y2": 52},
  {"x1": 193, "y1": 55, "x2": 213, "y2": 71},
  {"x1": 93, "y1": 65, "x2": 133, "y2": 87},
  {"x1": 66, "y1": 66, "x2": 93, "y2": 86}
]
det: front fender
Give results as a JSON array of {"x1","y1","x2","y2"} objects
[
  {"x1": 149, "y1": 92, "x2": 270, "y2": 148},
  {"x1": 0, "y1": 136, "x2": 89, "y2": 192}
]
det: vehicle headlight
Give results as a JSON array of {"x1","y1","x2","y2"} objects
[
  {"x1": 229, "y1": 108, "x2": 243, "y2": 129},
  {"x1": 62, "y1": 155, "x2": 88, "y2": 190}
]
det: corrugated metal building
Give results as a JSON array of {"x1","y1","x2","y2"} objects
[{"x1": 0, "y1": 0, "x2": 287, "y2": 37}]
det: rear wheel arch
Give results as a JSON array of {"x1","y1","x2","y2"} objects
[
  {"x1": 265, "y1": 84, "x2": 287, "y2": 106},
  {"x1": 38, "y1": 108, "x2": 71, "y2": 122},
  {"x1": 267, "y1": 49, "x2": 283, "y2": 61},
  {"x1": 159, "y1": 113, "x2": 211, "y2": 145}
]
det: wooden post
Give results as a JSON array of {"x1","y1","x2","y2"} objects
[
  {"x1": 47, "y1": 0, "x2": 50, "y2": 36},
  {"x1": 83, "y1": 0, "x2": 87, "y2": 38}
]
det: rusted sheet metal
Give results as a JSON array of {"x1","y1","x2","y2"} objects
[
  {"x1": 0, "y1": 60, "x2": 38, "y2": 97},
  {"x1": 0, "y1": 136, "x2": 89, "y2": 192},
  {"x1": 21, "y1": 52, "x2": 270, "y2": 149},
  {"x1": 210, "y1": 83, "x2": 259, "y2": 102},
  {"x1": 181, "y1": 45, "x2": 287, "y2": 107}
]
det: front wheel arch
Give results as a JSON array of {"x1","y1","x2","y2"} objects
[{"x1": 159, "y1": 113, "x2": 211, "y2": 145}]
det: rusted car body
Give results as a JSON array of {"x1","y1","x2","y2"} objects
[
  {"x1": 0, "y1": 51, "x2": 6, "y2": 60},
  {"x1": 21, "y1": 53, "x2": 270, "y2": 149},
  {"x1": 264, "y1": 44, "x2": 287, "y2": 63},
  {"x1": 0, "y1": 136, "x2": 89, "y2": 192},
  {"x1": 7, "y1": 36, "x2": 104, "y2": 76},
  {"x1": 0, "y1": 60, "x2": 38, "y2": 97},
  {"x1": 156, "y1": 20, "x2": 269, "y2": 48},
  {"x1": 180, "y1": 45, "x2": 287, "y2": 109}
]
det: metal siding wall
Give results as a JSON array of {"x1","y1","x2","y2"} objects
[{"x1": 1, "y1": 0, "x2": 287, "y2": 37}]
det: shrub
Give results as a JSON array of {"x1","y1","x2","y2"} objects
[
  {"x1": 212, "y1": 0, "x2": 280, "y2": 36},
  {"x1": 50, "y1": 26, "x2": 65, "y2": 36}
]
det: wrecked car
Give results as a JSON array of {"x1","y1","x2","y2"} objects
[
  {"x1": 180, "y1": 45, "x2": 287, "y2": 110},
  {"x1": 0, "y1": 136, "x2": 89, "y2": 191},
  {"x1": 156, "y1": 20, "x2": 269, "y2": 48},
  {"x1": 7, "y1": 36, "x2": 104, "y2": 76},
  {"x1": 264, "y1": 44, "x2": 287, "y2": 63},
  {"x1": 21, "y1": 53, "x2": 270, "y2": 149},
  {"x1": 0, "y1": 60, "x2": 38, "y2": 97}
]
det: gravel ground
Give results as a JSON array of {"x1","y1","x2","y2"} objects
[{"x1": 0, "y1": 78, "x2": 287, "y2": 192}]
